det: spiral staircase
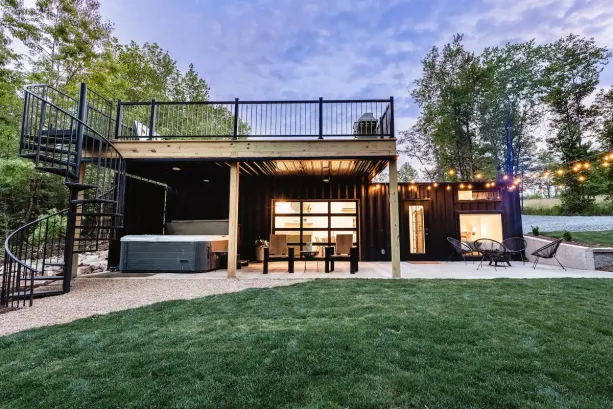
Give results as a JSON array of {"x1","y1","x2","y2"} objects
[{"x1": 1, "y1": 83, "x2": 126, "y2": 308}]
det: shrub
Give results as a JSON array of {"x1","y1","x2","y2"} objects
[
  {"x1": 562, "y1": 231, "x2": 573, "y2": 241},
  {"x1": 531, "y1": 226, "x2": 540, "y2": 236}
]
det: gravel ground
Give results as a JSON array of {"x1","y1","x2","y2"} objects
[
  {"x1": 522, "y1": 215, "x2": 613, "y2": 233},
  {"x1": 0, "y1": 278, "x2": 309, "y2": 336}
]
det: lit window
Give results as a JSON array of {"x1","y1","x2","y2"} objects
[
  {"x1": 457, "y1": 190, "x2": 500, "y2": 201},
  {"x1": 459, "y1": 214, "x2": 503, "y2": 243}
]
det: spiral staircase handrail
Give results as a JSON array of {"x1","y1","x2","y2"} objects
[{"x1": 3, "y1": 209, "x2": 69, "y2": 273}]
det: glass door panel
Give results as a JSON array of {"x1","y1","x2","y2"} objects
[{"x1": 408, "y1": 205, "x2": 426, "y2": 254}]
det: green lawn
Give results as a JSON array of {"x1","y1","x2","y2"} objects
[
  {"x1": 542, "y1": 230, "x2": 613, "y2": 246},
  {"x1": 2, "y1": 280, "x2": 613, "y2": 408}
]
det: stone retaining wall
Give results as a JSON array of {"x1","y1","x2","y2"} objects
[{"x1": 525, "y1": 236, "x2": 613, "y2": 270}]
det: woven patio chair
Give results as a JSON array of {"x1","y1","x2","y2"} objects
[
  {"x1": 502, "y1": 237, "x2": 528, "y2": 265},
  {"x1": 474, "y1": 238, "x2": 506, "y2": 271},
  {"x1": 531, "y1": 238, "x2": 565, "y2": 270},
  {"x1": 446, "y1": 237, "x2": 473, "y2": 264}
]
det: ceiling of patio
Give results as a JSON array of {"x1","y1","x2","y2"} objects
[{"x1": 126, "y1": 159, "x2": 388, "y2": 184}]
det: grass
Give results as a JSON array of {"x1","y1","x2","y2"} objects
[
  {"x1": 541, "y1": 230, "x2": 613, "y2": 247},
  {"x1": 2, "y1": 279, "x2": 613, "y2": 408}
]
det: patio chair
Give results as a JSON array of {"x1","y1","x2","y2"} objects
[
  {"x1": 325, "y1": 234, "x2": 358, "y2": 274},
  {"x1": 531, "y1": 238, "x2": 565, "y2": 270},
  {"x1": 502, "y1": 237, "x2": 527, "y2": 265},
  {"x1": 446, "y1": 237, "x2": 473, "y2": 264},
  {"x1": 263, "y1": 234, "x2": 294, "y2": 274},
  {"x1": 474, "y1": 239, "x2": 507, "y2": 271}
]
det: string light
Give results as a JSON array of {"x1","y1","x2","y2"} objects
[
  {"x1": 584, "y1": 162, "x2": 591, "y2": 169},
  {"x1": 578, "y1": 175, "x2": 586, "y2": 182},
  {"x1": 502, "y1": 175, "x2": 509, "y2": 180},
  {"x1": 468, "y1": 184, "x2": 473, "y2": 189},
  {"x1": 475, "y1": 172, "x2": 483, "y2": 180},
  {"x1": 556, "y1": 169, "x2": 564, "y2": 176},
  {"x1": 427, "y1": 186, "x2": 431, "y2": 190},
  {"x1": 572, "y1": 164, "x2": 581, "y2": 172},
  {"x1": 448, "y1": 169, "x2": 456, "y2": 176},
  {"x1": 446, "y1": 185, "x2": 451, "y2": 191},
  {"x1": 459, "y1": 183, "x2": 465, "y2": 189},
  {"x1": 433, "y1": 182, "x2": 439, "y2": 188}
]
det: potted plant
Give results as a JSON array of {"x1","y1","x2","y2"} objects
[{"x1": 255, "y1": 238, "x2": 269, "y2": 262}]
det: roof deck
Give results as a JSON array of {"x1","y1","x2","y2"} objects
[{"x1": 109, "y1": 97, "x2": 397, "y2": 161}]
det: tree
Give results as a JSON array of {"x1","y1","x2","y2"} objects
[
  {"x1": 373, "y1": 163, "x2": 419, "y2": 183},
  {"x1": 397, "y1": 162, "x2": 418, "y2": 182},
  {"x1": 480, "y1": 41, "x2": 544, "y2": 176},
  {"x1": 540, "y1": 34, "x2": 611, "y2": 213},
  {"x1": 3, "y1": 0, "x2": 113, "y2": 88},
  {"x1": 402, "y1": 35, "x2": 495, "y2": 180}
]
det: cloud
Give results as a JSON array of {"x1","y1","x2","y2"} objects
[{"x1": 99, "y1": 0, "x2": 613, "y2": 137}]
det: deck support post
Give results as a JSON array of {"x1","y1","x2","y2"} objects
[
  {"x1": 389, "y1": 158, "x2": 401, "y2": 278},
  {"x1": 228, "y1": 162, "x2": 240, "y2": 278}
]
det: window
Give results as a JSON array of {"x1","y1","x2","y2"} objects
[
  {"x1": 457, "y1": 190, "x2": 501, "y2": 201},
  {"x1": 459, "y1": 213, "x2": 503, "y2": 243},
  {"x1": 408, "y1": 205, "x2": 426, "y2": 254},
  {"x1": 272, "y1": 200, "x2": 358, "y2": 256}
]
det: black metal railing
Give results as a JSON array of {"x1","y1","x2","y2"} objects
[
  {"x1": 1, "y1": 210, "x2": 68, "y2": 308},
  {"x1": 2, "y1": 83, "x2": 127, "y2": 307},
  {"x1": 114, "y1": 97, "x2": 394, "y2": 140}
]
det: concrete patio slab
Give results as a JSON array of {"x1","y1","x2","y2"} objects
[{"x1": 85, "y1": 261, "x2": 613, "y2": 280}]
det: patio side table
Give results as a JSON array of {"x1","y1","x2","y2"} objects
[{"x1": 300, "y1": 250, "x2": 320, "y2": 272}]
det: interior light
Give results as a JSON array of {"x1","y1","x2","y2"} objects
[
  {"x1": 203, "y1": 179, "x2": 210, "y2": 182},
  {"x1": 172, "y1": 167, "x2": 181, "y2": 171}
]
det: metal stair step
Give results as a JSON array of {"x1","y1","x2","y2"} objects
[
  {"x1": 44, "y1": 262, "x2": 65, "y2": 267},
  {"x1": 15, "y1": 290, "x2": 64, "y2": 299},
  {"x1": 31, "y1": 276, "x2": 64, "y2": 281},
  {"x1": 71, "y1": 198, "x2": 117, "y2": 204},
  {"x1": 74, "y1": 212, "x2": 124, "y2": 217},
  {"x1": 65, "y1": 182, "x2": 97, "y2": 191},
  {"x1": 35, "y1": 166, "x2": 76, "y2": 179},
  {"x1": 21, "y1": 152, "x2": 77, "y2": 167},
  {"x1": 20, "y1": 143, "x2": 77, "y2": 156}
]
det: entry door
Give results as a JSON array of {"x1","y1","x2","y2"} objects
[{"x1": 401, "y1": 201, "x2": 430, "y2": 260}]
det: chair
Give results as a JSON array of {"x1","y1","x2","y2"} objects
[
  {"x1": 531, "y1": 239, "x2": 565, "y2": 270},
  {"x1": 474, "y1": 239, "x2": 506, "y2": 271},
  {"x1": 263, "y1": 234, "x2": 294, "y2": 274},
  {"x1": 502, "y1": 237, "x2": 527, "y2": 265},
  {"x1": 325, "y1": 234, "x2": 358, "y2": 274},
  {"x1": 446, "y1": 237, "x2": 473, "y2": 264}
]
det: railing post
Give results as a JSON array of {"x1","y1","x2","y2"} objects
[
  {"x1": 149, "y1": 99, "x2": 157, "y2": 140},
  {"x1": 75, "y1": 83, "x2": 88, "y2": 171},
  {"x1": 35, "y1": 86, "x2": 49, "y2": 165},
  {"x1": 63, "y1": 82, "x2": 88, "y2": 293},
  {"x1": 318, "y1": 97, "x2": 323, "y2": 139},
  {"x1": 233, "y1": 98, "x2": 239, "y2": 140},
  {"x1": 114, "y1": 99, "x2": 122, "y2": 139},
  {"x1": 389, "y1": 96, "x2": 394, "y2": 139}
]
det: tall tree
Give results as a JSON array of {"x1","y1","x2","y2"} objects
[
  {"x1": 402, "y1": 35, "x2": 493, "y2": 180},
  {"x1": 480, "y1": 41, "x2": 544, "y2": 176},
  {"x1": 541, "y1": 34, "x2": 611, "y2": 213},
  {"x1": 3, "y1": 0, "x2": 113, "y2": 88}
]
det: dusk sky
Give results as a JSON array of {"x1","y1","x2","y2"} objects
[{"x1": 101, "y1": 0, "x2": 613, "y2": 139}]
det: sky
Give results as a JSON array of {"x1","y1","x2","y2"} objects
[{"x1": 100, "y1": 0, "x2": 613, "y2": 140}]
